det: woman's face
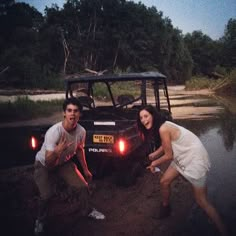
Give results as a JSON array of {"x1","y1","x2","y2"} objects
[{"x1": 139, "y1": 109, "x2": 153, "y2": 130}]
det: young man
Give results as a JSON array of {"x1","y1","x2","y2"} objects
[{"x1": 34, "y1": 98, "x2": 105, "y2": 235}]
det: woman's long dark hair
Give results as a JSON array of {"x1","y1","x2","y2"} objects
[{"x1": 137, "y1": 105, "x2": 171, "y2": 146}]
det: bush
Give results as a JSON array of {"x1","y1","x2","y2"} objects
[
  {"x1": 185, "y1": 76, "x2": 215, "y2": 90},
  {"x1": 0, "y1": 97, "x2": 63, "y2": 122},
  {"x1": 214, "y1": 65, "x2": 227, "y2": 76},
  {"x1": 185, "y1": 69, "x2": 236, "y2": 95},
  {"x1": 213, "y1": 68, "x2": 236, "y2": 95},
  {"x1": 93, "y1": 81, "x2": 140, "y2": 100}
]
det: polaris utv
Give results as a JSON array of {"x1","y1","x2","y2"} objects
[
  {"x1": 64, "y1": 71, "x2": 171, "y2": 186},
  {"x1": 0, "y1": 71, "x2": 171, "y2": 186}
]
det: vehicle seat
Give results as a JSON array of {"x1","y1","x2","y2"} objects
[
  {"x1": 77, "y1": 96, "x2": 94, "y2": 109},
  {"x1": 117, "y1": 94, "x2": 135, "y2": 107}
]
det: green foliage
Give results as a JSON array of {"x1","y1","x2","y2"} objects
[
  {"x1": 0, "y1": 0, "x2": 235, "y2": 89},
  {"x1": 184, "y1": 31, "x2": 220, "y2": 75},
  {"x1": 111, "y1": 81, "x2": 140, "y2": 97},
  {"x1": 229, "y1": 68, "x2": 236, "y2": 82},
  {"x1": 37, "y1": 74, "x2": 65, "y2": 90},
  {"x1": 214, "y1": 65, "x2": 227, "y2": 76},
  {"x1": 214, "y1": 69, "x2": 236, "y2": 95},
  {"x1": 220, "y1": 18, "x2": 236, "y2": 68},
  {"x1": 93, "y1": 81, "x2": 139, "y2": 100},
  {"x1": 0, "y1": 0, "x2": 194, "y2": 87},
  {"x1": 0, "y1": 97, "x2": 63, "y2": 122},
  {"x1": 185, "y1": 76, "x2": 215, "y2": 90},
  {"x1": 93, "y1": 83, "x2": 109, "y2": 99},
  {"x1": 185, "y1": 70, "x2": 236, "y2": 94}
]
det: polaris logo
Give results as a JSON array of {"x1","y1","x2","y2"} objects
[
  {"x1": 94, "y1": 121, "x2": 115, "y2": 126},
  {"x1": 88, "y1": 148, "x2": 112, "y2": 153}
]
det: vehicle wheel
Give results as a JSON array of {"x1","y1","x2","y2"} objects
[{"x1": 113, "y1": 160, "x2": 143, "y2": 187}]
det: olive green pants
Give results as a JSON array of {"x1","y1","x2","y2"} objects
[{"x1": 34, "y1": 160, "x2": 89, "y2": 221}]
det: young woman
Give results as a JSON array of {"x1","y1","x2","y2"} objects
[{"x1": 137, "y1": 105, "x2": 228, "y2": 236}]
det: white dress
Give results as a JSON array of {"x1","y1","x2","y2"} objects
[{"x1": 165, "y1": 121, "x2": 211, "y2": 179}]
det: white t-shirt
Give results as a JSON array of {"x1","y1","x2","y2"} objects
[
  {"x1": 165, "y1": 121, "x2": 211, "y2": 179},
  {"x1": 35, "y1": 121, "x2": 86, "y2": 166}
]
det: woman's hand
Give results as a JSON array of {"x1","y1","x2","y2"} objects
[
  {"x1": 148, "y1": 146, "x2": 164, "y2": 161},
  {"x1": 146, "y1": 164, "x2": 156, "y2": 174},
  {"x1": 147, "y1": 164, "x2": 162, "y2": 174},
  {"x1": 148, "y1": 152, "x2": 157, "y2": 161}
]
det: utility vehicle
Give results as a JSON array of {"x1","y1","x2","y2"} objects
[
  {"x1": 1, "y1": 71, "x2": 171, "y2": 186},
  {"x1": 64, "y1": 71, "x2": 171, "y2": 185}
]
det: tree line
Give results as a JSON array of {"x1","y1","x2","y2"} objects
[{"x1": 0, "y1": 0, "x2": 235, "y2": 89}]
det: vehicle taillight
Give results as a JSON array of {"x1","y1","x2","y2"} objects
[
  {"x1": 118, "y1": 139, "x2": 125, "y2": 153},
  {"x1": 30, "y1": 136, "x2": 38, "y2": 150},
  {"x1": 117, "y1": 138, "x2": 127, "y2": 156}
]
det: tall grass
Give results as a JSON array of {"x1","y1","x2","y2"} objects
[
  {"x1": 185, "y1": 70, "x2": 236, "y2": 94},
  {"x1": 213, "y1": 69, "x2": 236, "y2": 95},
  {"x1": 0, "y1": 81, "x2": 140, "y2": 122},
  {"x1": 93, "y1": 81, "x2": 140, "y2": 100},
  {"x1": 0, "y1": 96, "x2": 63, "y2": 122},
  {"x1": 185, "y1": 76, "x2": 218, "y2": 90}
]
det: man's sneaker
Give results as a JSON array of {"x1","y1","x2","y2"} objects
[
  {"x1": 34, "y1": 219, "x2": 44, "y2": 235},
  {"x1": 88, "y1": 208, "x2": 105, "y2": 220}
]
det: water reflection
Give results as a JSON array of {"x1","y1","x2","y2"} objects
[
  {"x1": 175, "y1": 113, "x2": 236, "y2": 236},
  {"x1": 176, "y1": 111, "x2": 236, "y2": 151},
  {"x1": 217, "y1": 110, "x2": 236, "y2": 151}
]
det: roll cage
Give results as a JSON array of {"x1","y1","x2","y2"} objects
[{"x1": 65, "y1": 71, "x2": 171, "y2": 113}]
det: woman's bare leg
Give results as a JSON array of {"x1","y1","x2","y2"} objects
[
  {"x1": 160, "y1": 165, "x2": 179, "y2": 206},
  {"x1": 192, "y1": 185, "x2": 228, "y2": 236}
]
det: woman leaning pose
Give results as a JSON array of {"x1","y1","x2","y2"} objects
[{"x1": 137, "y1": 105, "x2": 228, "y2": 236}]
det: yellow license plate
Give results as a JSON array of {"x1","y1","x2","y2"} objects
[{"x1": 93, "y1": 135, "x2": 114, "y2": 144}]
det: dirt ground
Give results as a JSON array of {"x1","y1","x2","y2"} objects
[
  {"x1": 0, "y1": 163, "x2": 195, "y2": 236},
  {"x1": 0, "y1": 87, "x2": 226, "y2": 236}
]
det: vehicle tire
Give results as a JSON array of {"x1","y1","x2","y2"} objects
[{"x1": 113, "y1": 160, "x2": 143, "y2": 187}]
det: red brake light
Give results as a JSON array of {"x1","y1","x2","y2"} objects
[
  {"x1": 119, "y1": 140, "x2": 125, "y2": 153},
  {"x1": 117, "y1": 139, "x2": 126, "y2": 155},
  {"x1": 30, "y1": 136, "x2": 37, "y2": 150}
]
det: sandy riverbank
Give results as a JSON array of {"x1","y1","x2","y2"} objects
[
  {"x1": 0, "y1": 86, "x2": 222, "y2": 128},
  {"x1": 0, "y1": 86, "x2": 233, "y2": 236}
]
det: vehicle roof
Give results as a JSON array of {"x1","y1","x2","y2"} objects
[{"x1": 65, "y1": 71, "x2": 166, "y2": 83}]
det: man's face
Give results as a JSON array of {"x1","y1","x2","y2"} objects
[
  {"x1": 63, "y1": 104, "x2": 80, "y2": 127},
  {"x1": 139, "y1": 109, "x2": 153, "y2": 130}
]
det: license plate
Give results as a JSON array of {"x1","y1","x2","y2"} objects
[{"x1": 93, "y1": 135, "x2": 114, "y2": 144}]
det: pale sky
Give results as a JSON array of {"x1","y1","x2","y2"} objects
[{"x1": 16, "y1": 0, "x2": 236, "y2": 40}]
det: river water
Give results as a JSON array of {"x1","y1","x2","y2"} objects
[{"x1": 175, "y1": 110, "x2": 236, "y2": 235}]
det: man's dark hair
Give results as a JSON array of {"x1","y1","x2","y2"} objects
[{"x1": 62, "y1": 98, "x2": 83, "y2": 112}]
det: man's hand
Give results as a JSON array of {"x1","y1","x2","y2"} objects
[
  {"x1": 55, "y1": 133, "x2": 74, "y2": 155},
  {"x1": 45, "y1": 133, "x2": 74, "y2": 167}
]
